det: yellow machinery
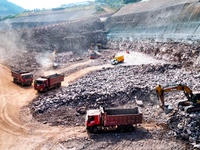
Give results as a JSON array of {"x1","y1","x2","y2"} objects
[
  {"x1": 155, "y1": 84, "x2": 200, "y2": 113},
  {"x1": 111, "y1": 55, "x2": 124, "y2": 65}
]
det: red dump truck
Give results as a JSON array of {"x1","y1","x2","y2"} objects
[
  {"x1": 90, "y1": 52, "x2": 97, "y2": 59},
  {"x1": 86, "y1": 106, "x2": 143, "y2": 133},
  {"x1": 34, "y1": 73, "x2": 64, "y2": 92},
  {"x1": 11, "y1": 70, "x2": 33, "y2": 86}
]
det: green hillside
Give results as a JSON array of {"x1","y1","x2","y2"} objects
[{"x1": 0, "y1": 0, "x2": 24, "y2": 17}]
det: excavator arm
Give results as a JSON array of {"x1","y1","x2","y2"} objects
[
  {"x1": 155, "y1": 85, "x2": 165, "y2": 109},
  {"x1": 155, "y1": 84, "x2": 194, "y2": 110}
]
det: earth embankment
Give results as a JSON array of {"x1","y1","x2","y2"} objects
[
  {"x1": 106, "y1": 0, "x2": 200, "y2": 42},
  {"x1": 2, "y1": 0, "x2": 200, "y2": 54},
  {"x1": 0, "y1": 8, "x2": 110, "y2": 53}
]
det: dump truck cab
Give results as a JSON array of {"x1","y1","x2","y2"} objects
[
  {"x1": 86, "y1": 108, "x2": 102, "y2": 127},
  {"x1": 20, "y1": 72, "x2": 33, "y2": 83},
  {"x1": 11, "y1": 70, "x2": 33, "y2": 86},
  {"x1": 21, "y1": 72, "x2": 33, "y2": 79},
  {"x1": 34, "y1": 78, "x2": 48, "y2": 92}
]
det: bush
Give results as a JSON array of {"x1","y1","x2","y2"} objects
[{"x1": 95, "y1": 5, "x2": 105, "y2": 12}]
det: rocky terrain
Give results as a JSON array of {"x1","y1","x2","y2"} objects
[
  {"x1": 25, "y1": 40, "x2": 200, "y2": 149},
  {"x1": 108, "y1": 39, "x2": 200, "y2": 70},
  {"x1": 1, "y1": 0, "x2": 200, "y2": 149},
  {"x1": 2, "y1": 29, "x2": 200, "y2": 149}
]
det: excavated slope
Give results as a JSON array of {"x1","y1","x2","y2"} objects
[
  {"x1": 0, "y1": 9, "x2": 108, "y2": 53},
  {"x1": 0, "y1": 9, "x2": 96, "y2": 30},
  {"x1": 1, "y1": 0, "x2": 200, "y2": 53},
  {"x1": 106, "y1": 0, "x2": 200, "y2": 41}
]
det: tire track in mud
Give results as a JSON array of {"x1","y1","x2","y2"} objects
[
  {"x1": 0, "y1": 65, "x2": 27, "y2": 135},
  {"x1": 34, "y1": 126, "x2": 87, "y2": 150}
]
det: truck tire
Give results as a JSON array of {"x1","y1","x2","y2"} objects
[
  {"x1": 44, "y1": 88, "x2": 48, "y2": 92},
  {"x1": 118, "y1": 126, "x2": 126, "y2": 133},
  {"x1": 91, "y1": 127, "x2": 99, "y2": 133},
  {"x1": 57, "y1": 83, "x2": 61, "y2": 88},
  {"x1": 127, "y1": 126, "x2": 135, "y2": 132},
  {"x1": 13, "y1": 78, "x2": 16, "y2": 83}
]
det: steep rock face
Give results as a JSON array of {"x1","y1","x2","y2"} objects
[
  {"x1": 18, "y1": 18, "x2": 106, "y2": 53},
  {"x1": 2, "y1": 0, "x2": 200, "y2": 54},
  {"x1": 106, "y1": 0, "x2": 200, "y2": 41},
  {"x1": 0, "y1": 7, "x2": 111, "y2": 53},
  {"x1": 0, "y1": 10, "x2": 108, "y2": 53},
  {"x1": 0, "y1": 9, "x2": 97, "y2": 30}
]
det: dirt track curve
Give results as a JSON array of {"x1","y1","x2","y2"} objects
[
  {"x1": 0, "y1": 60, "x2": 115, "y2": 149},
  {"x1": 0, "y1": 64, "x2": 85, "y2": 149}
]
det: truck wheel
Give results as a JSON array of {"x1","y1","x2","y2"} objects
[
  {"x1": 118, "y1": 126, "x2": 126, "y2": 133},
  {"x1": 57, "y1": 83, "x2": 61, "y2": 88},
  {"x1": 13, "y1": 78, "x2": 16, "y2": 83},
  {"x1": 91, "y1": 127, "x2": 99, "y2": 133},
  {"x1": 44, "y1": 88, "x2": 48, "y2": 92},
  {"x1": 127, "y1": 126, "x2": 135, "y2": 132}
]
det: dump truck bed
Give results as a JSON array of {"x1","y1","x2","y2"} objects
[
  {"x1": 45, "y1": 74, "x2": 64, "y2": 86},
  {"x1": 103, "y1": 107, "x2": 142, "y2": 126},
  {"x1": 115, "y1": 55, "x2": 124, "y2": 62},
  {"x1": 11, "y1": 70, "x2": 30, "y2": 77}
]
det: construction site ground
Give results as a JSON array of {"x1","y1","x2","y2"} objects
[
  {"x1": 0, "y1": 49, "x2": 191, "y2": 150},
  {"x1": 2, "y1": 0, "x2": 200, "y2": 149}
]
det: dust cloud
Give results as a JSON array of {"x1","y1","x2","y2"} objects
[
  {"x1": 35, "y1": 51, "x2": 55, "y2": 70},
  {"x1": 0, "y1": 30, "x2": 26, "y2": 66}
]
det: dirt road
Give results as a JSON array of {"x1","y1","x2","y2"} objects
[
  {"x1": 0, "y1": 61, "x2": 115, "y2": 149},
  {"x1": 0, "y1": 61, "x2": 104, "y2": 149}
]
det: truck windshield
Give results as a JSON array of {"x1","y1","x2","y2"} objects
[
  {"x1": 88, "y1": 116, "x2": 95, "y2": 122},
  {"x1": 22, "y1": 75, "x2": 33, "y2": 79},
  {"x1": 34, "y1": 80, "x2": 43, "y2": 85}
]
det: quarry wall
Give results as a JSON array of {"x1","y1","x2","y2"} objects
[
  {"x1": 2, "y1": 0, "x2": 200, "y2": 53},
  {"x1": 106, "y1": 0, "x2": 200, "y2": 42}
]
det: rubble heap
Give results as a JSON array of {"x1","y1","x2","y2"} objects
[
  {"x1": 107, "y1": 40, "x2": 200, "y2": 69},
  {"x1": 169, "y1": 111, "x2": 200, "y2": 147},
  {"x1": 29, "y1": 63, "x2": 200, "y2": 128}
]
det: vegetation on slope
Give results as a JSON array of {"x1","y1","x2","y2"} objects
[{"x1": 0, "y1": 0, "x2": 24, "y2": 18}]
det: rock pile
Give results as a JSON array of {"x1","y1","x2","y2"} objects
[{"x1": 168, "y1": 111, "x2": 200, "y2": 148}]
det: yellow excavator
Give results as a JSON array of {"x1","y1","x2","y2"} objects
[{"x1": 155, "y1": 84, "x2": 200, "y2": 113}]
